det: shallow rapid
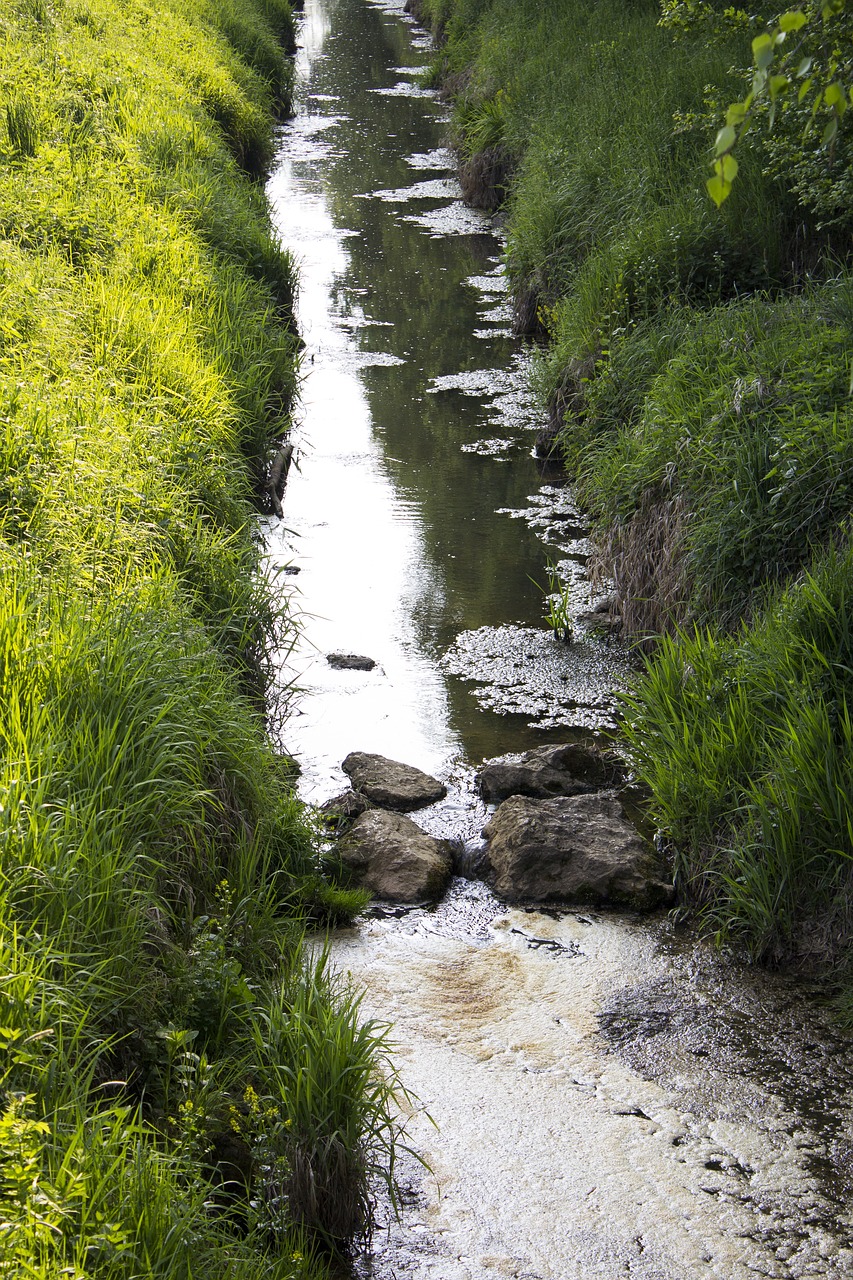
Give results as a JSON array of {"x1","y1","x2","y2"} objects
[{"x1": 263, "y1": 2, "x2": 853, "y2": 1276}]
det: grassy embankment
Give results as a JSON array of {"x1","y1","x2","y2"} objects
[
  {"x1": 417, "y1": 0, "x2": 853, "y2": 987},
  {"x1": 0, "y1": 0, "x2": 402, "y2": 1273}
]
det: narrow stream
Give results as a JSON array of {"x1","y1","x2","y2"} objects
[{"x1": 262, "y1": 2, "x2": 853, "y2": 1276}]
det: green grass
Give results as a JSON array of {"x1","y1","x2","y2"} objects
[
  {"x1": 575, "y1": 279, "x2": 853, "y2": 633},
  {"x1": 246, "y1": 952, "x2": 416, "y2": 1248},
  {"x1": 622, "y1": 543, "x2": 853, "y2": 974},
  {"x1": 0, "y1": 0, "x2": 407, "y2": 1271}
]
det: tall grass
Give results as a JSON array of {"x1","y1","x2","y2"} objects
[
  {"x1": 0, "y1": 0, "x2": 405, "y2": 1271},
  {"x1": 622, "y1": 542, "x2": 853, "y2": 971},
  {"x1": 247, "y1": 953, "x2": 415, "y2": 1248}
]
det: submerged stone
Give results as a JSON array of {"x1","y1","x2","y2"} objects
[
  {"x1": 336, "y1": 809, "x2": 453, "y2": 903},
  {"x1": 327, "y1": 652, "x2": 377, "y2": 671},
  {"x1": 482, "y1": 792, "x2": 671, "y2": 909},
  {"x1": 477, "y1": 741, "x2": 621, "y2": 803},
  {"x1": 342, "y1": 751, "x2": 446, "y2": 811}
]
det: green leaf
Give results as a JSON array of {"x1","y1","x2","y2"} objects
[
  {"x1": 707, "y1": 173, "x2": 732, "y2": 207},
  {"x1": 714, "y1": 124, "x2": 736, "y2": 156},
  {"x1": 779, "y1": 10, "x2": 808, "y2": 31},
  {"x1": 752, "y1": 33, "x2": 776, "y2": 71},
  {"x1": 825, "y1": 81, "x2": 847, "y2": 114},
  {"x1": 769, "y1": 74, "x2": 789, "y2": 100},
  {"x1": 798, "y1": 76, "x2": 813, "y2": 102},
  {"x1": 726, "y1": 101, "x2": 749, "y2": 126},
  {"x1": 719, "y1": 154, "x2": 739, "y2": 182},
  {"x1": 822, "y1": 115, "x2": 839, "y2": 145},
  {"x1": 795, "y1": 56, "x2": 813, "y2": 78}
]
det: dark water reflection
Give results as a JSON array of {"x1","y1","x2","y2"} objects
[{"x1": 264, "y1": 0, "x2": 619, "y2": 796}]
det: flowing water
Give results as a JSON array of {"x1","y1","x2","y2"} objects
[{"x1": 263, "y1": 1, "x2": 853, "y2": 1275}]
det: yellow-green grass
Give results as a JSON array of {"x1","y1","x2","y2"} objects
[{"x1": 0, "y1": 0, "x2": 397, "y2": 1271}]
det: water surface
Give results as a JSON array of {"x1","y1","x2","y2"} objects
[{"x1": 263, "y1": 0, "x2": 622, "y2": 798}]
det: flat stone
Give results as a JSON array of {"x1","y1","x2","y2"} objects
[
  {"x1": 327, "y1": 653, "x2": 376, "y2": 671},
  {"x1": 477, "y1": 742, "x2": 620, "y2": 804},
  {"x1": 482, "y1": 791, "x2": 672, "y2": 909},
  {"x1": 342, "y1": 751, "x2": 446, "y2": 811},
  {"x1": 336, "y1": 809, "x2": 453, "y2": 903}
]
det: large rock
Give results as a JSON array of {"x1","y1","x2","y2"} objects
[
  {"x1": 342, "y1": 752, "x2": 446, "y2": 811},
  {"x1": 482, "y1": 792, "x2": 671, "y2": 909},
  {"x1": 336, "y1": 810, "x2": 452, "y2": 903},
  {"x1": 477, "y1": 742, "x2": 620, "y2": 804}
]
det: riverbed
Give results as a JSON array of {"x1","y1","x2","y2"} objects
[{"x1": 262, "y1": 1, "x2": 853, "y2": 1276}]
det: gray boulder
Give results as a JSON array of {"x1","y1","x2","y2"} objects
[
  {"x1": 336, "y1": 810, "x2": 452, "y2": 903},
  {"x1": 342, "y1": 751, "x2": 446, "y2": 811},
  {"x1": 477, "y1": 741, "x2": 620, "y2": 804},
  {"x1": 482, "y1": 791, "x2": 671, "y2": 909}
]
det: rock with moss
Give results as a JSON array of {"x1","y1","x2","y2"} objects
[
  {"x1": 337, "y1": 810, "x2": 453, "y2": 903},
  {"x1": 320, "y1": 788, "x2": 371, "y2": 832},
  {"x1": 482, "y1": 792, "x2": 671, "y2": 909}
]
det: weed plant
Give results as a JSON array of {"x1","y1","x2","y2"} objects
[{"x1": 0, "y1": 0, "x2": 404, "y2": 1272}]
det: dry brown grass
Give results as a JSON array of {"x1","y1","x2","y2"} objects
[
  {"x1": 457, "y1": 143, "x2": 513, "y2": 210},
  {"x1": 590, "y1": 493, "x2": 691, "y2": 648}
]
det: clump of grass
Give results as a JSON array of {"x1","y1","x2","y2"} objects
[
  {"x1": 621, "y1": 540, "x2": 853, "y2": 970},
  {"x1": 247, "y1": 953, "x2": 417, "y2": 1251},
  {"x1": 5, "y1": 96, "x2": 40, "y2": 157},
  {"x1": 531, "y1": 561, "x2": 573, "y2": 643}
]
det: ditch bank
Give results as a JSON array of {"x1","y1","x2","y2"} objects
[{"x1": 409, "y1": 0, "x2": 853, "y2": 984}]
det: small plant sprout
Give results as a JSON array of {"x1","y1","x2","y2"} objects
[{"x1": 531, "y1": 561, "x2": 574, "y2": 643}]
